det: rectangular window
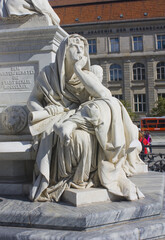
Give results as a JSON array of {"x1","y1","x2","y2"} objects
[
  {"x1": 110, "y1": 38, "x2": 120, "y2": 53},
  {"x1": 134, "y1": 94, "x2": 146, "y2": 112},
  {"x1": 157, "y1": 35, "x2": 165, "y2": 50},
  {"x1": 113, "y1": 94, "x2": 123, "y2": 100},
  {"x1": 88, "y1": 39, "x2": 97, "y2": 54},
  {"x1": 157, "y1": 62, "x2": 165, "y2": 79},
  {"x1": 158, "y1": 93, "x2": 165, "y2": 98},
  {"x1": 133, "y1": 36, "x2": 143, "y2": 51},
  {"x1": 157, "y1": 67, "x2": 160, "y2": 79}
]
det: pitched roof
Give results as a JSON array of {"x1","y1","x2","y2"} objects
[{"x1": 49, "y1": 0, "x2": 165, "y2": 25}]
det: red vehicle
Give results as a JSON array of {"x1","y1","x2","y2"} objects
[{"x1": 140, "y1": 117, "x2": 165, "y2": 131}]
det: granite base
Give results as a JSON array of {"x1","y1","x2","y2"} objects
[{"x1": 0, "y1": 172, "x2": 163, "y2": 240}]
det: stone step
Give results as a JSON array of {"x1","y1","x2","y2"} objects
[
  {"x1": 0, "y1": 141, "x2": 35, "y2": 160},
  {"x1": 0, "y1": 182, "x2": 31, "y2": 195},
  {"x1": 0, "y1": 216, "x2": 164, "y2": 240},
  {"x1": 0, "y1": 172, "x2": 164, "y2": 239},
  {"x1": 0, "y1": 172, "x2": 163, "y2": 231}
]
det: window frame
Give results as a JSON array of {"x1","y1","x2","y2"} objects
[
  {"x1": 156, "y1": 34, "x2": 165, "y2": 50},
  {"x1": 88, "y1": 39, "x2": 97, "y2": 54},
  {"x1": 132, "y1": 36, "x2": 143, "y2": 52},
  {"x1": 158, "y1": 93, "x2": 165, "y2": 99},
  {"x1": 156, "y1": 62, "x2": 165, "y2": 80},
  {"x1": 110, "y1": 64, "x2": 122, "y2": 82},
  {"x1": 133, "y1": 63, "x2": 145, "y2": 81},
  {"x1": 109, "y1": 37, "x2": 120, "y2": 53},
  {"x1": 134, "y1": 94, "x2": 146, "y2": 112},
  {"x1": 113, "y1": 94, "x2": 123, "y2": 100}
]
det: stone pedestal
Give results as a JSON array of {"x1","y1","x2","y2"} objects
[
  {"x1": 62, "y1": 188, "x2": 110, "y2": 206},
  {"x1": 0, "y1": 172, "x2": 164, "y2": 239},
  {"x1": 0, "y1": 15, "x2": 68, "y2": 188},
  {"x1": 0, "y1": 16, "x2": 67, "y2": 110}
]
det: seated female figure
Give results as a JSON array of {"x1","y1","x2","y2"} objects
[{"x1": 27, "y1": 34, "x2": 147, "y2": 202}]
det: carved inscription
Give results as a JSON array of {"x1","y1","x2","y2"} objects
[
  {"x1": 69, "y1": 25, "x2": 165, "y2": 36},
  {"x1": 0, "y1": 64, "x2": 36, "y2": 92}
]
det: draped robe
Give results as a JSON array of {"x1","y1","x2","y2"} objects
[
  {"x1": 27, "y1": 36, "x2": 147, "y2": 202},
  {"x1": 0, "y1": 0, "x2": 60, "y2": 25}
]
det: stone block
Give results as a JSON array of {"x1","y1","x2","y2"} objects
[
  {"x1": 0, "y1": 15, "x2": 54, "y2": 29},
  {"x1": 0, "y1": 141, "x2": 35, "y2": 161},
  {"x1": 0, "y1": 183, "x2": 31, "y2": 195},
  {"x1": 0, "y1": 141, "x2": 35, "y2": 187},
  {"x1": 0, "y1": 24, "x2": 67, "y2": 110},
  {"x1": 0, "y1": 172, "x2": 164, "y2": 239},
  {"x1": 0, "y1": 16, "x2": 68, "y2": 187},
  {"x1": 62, "y1": 188, "x2": 110, "y2": 206},
  {"x1": 0, "y1": 15, "x2": 67, "y2": 138},
  {"x1": 0, "y1": 172, "x2": 163, "y2": 231}
]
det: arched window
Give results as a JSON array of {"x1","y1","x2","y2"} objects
[
  {"x1": 157, "y1": 62, "x2": 165, "y2": 79},
  {"x1": 133, "y1": 63, "x2": 145, "y2": 80},
  {"x1": 110, "y1": 64, "x2": 122, "y2": 81}
]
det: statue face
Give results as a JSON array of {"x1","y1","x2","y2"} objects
[{"x1": 67, "y1": 37, "x2": 85, "y2": 63}]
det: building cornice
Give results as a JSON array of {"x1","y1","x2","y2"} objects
[
  {"x1": 61, "y1": 17, "x2": 165, "y2": 28},
  {"x1": 49, "y1": 0, "x2": 137, "y2": 8}
]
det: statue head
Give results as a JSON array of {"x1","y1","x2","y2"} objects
[
  {"x1": 66, "y1": 36, "x2": 85, "y2": 64},
  {"x1": 63, "y1": 34, "x2": 90, "y2": 73},
  {"x1": 48, "y1": 34, "x2": 91, "y2": 104}
]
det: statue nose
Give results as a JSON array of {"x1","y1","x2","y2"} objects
[{"x1": 77, "y1": 46, "x2": 82, "y2": 53}]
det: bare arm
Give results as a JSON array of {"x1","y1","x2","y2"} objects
[{"x1": 74, "y1": 56, "x2": 111, "y2": 99}]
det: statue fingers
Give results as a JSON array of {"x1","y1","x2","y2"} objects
[{"x1": 45, "y1": 105, "x2": 57, "y2": 115}]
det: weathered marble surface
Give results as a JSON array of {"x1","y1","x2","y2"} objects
[
  {"x1": 0, "y1": 172, "x2": 163, "y2": 232},
  {"x1": 0, "y1": 22, "x2": 67, "y2": 187},
  {"x1": 62, "y1": 188, "x2": 111, "y2": 206},
  {"x1": 0, "y1": 182, "x2": 30, "y2": 195},
  {"x1": 27, "y1": 34, "x2": 147, "y2": 203},
  {"x1": 62, "y1": 169, "x2": 164, "y2": 206},
  {"x1": 0, "y1": 172, "x2": 164, "y2": 239},
  {"x1": 0, "y1": 0, "x2": 60, "y2": 26},
  {"x1": 0, "y1": 141, "x2": 35, "y2": 190},
  {"x1": 0, "y1": 8, "x2": 68, "y2": 203},
  {"x1": 0, "y1": 25, "x2": 67, "y2": 111}
]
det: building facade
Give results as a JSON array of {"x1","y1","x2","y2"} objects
[{"x1": 49, "y1": 0, "x2": 165, "y2": 119}]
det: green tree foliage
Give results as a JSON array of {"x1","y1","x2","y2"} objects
[
  {"x1": 120, "y1": 100, "x2": 137, "y2": 121},
  {"x1": 151, "y1": 97, "x2": 165, "y2": 117}
]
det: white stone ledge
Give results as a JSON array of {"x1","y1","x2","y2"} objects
[
  {"x1": 0, "y1": 141, "x2": 35, "y2": 160},
  {"x1": 62, "y1": 188, "x2": 111, "y2": 206},
  {"x1": 0, "y1": 141, "x2": 32, "y2": 152}
]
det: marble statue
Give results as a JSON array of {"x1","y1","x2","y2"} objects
[
  {"x1": 0, "y1": 0, "x2": 60, "y2": 25},
  {"x1": 27, "y1": 34, "x2": 147, "y2": 202}
]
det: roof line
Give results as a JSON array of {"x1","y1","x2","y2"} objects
[
  {"x1": 50, "y1": 0, "x2": 139, "y2": 8},
  {"x1": 61, "y1": 17, "x2": 165, "y2": 27}
]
